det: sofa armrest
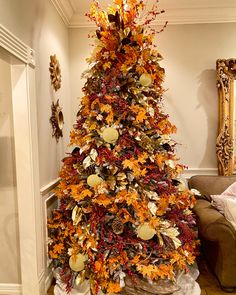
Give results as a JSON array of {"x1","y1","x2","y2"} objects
[{"x1": 193, "y1": 199, "x2": 236, "y2": 242}]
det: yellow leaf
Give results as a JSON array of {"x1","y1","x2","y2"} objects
[
  {"x1": 138, "y1": 152, "x2": 148, "y2": 164},
  {"x1": 103, "y1": 62, "x2": 112, "y2": 70},
  {"x1": 88, "y1": 121, "x2": 98, "y2": 131},
  {"x1": 123, "y1": 158, "x2": 134, "y2": 170}
]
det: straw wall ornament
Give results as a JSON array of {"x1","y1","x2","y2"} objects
[
  {"x1": 49, "y1": 99, "x2": 64, "y2": 142},
  {"x1": 49, "y1": 54, "x2": 61, "y2": 91}
]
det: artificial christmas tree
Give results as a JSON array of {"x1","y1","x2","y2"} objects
[{"x1": 48, "y1": 0, "x2": 199, "y2": 294}]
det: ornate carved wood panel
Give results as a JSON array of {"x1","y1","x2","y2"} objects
[{"x1": 216, "y1": 59, "x2": 236, "y2": 175}]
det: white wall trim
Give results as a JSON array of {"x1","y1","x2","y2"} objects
[
  {"x1": 183, "y1": 168, "x2": 218, "y2": 178},
  {"x1": 40, "y1": 180, "x2": 59, "y2": 294},
  {"x1": 0, "y1": 24, "x2": 35, "y2": 67},
  {"x1": 45, "y1": 270, "x2": 54, "y2": 293},
  {"x1": 0, "y1": 284, "x2": 22, "y2": 295},
  {"x1": 40, "y1": 178, "x2": 60, "y2": 196},
  {"x1": 37, "y1": 268, "x2": 54, "y2": 294},
  {"x1": 45, "y1": 270, "x2": 53, "y2": 291}
]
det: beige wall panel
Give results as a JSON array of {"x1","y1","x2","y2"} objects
[
  {"x1": 69, "y1": 23, "x2": 236, "y2": 171},
  {"x1": 0, "y1": 55, "x2": 21, "y2": 284}
]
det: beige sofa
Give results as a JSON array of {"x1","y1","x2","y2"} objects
[{"x1": 188, "y1": 175, "x2": 236, "y2": 292}]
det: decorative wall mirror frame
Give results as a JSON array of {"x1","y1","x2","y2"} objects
[{"x1": 216, "y1": 59, "x2": 236, "y2": 176}]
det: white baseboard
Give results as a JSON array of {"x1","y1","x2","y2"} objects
[
  {"x1": 183, "y1": 168, "x2": 218, "y2": 178},
  {"x1": 0, "y1": 284, "x2": 22, "y2": 295}
]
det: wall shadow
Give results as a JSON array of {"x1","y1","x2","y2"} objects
[{"x1": 197, "y1": 69, "x2": 218, "y2": 168}]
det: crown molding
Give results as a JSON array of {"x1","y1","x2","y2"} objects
[
  {"x1": 50, "y1": 0, "x2": 236, "y2": 28},
  {"x1": 50, "y1": 0, "x2": 75, "y2": 26},
  {"x1": 68, "y1": 6, "x2": 236, "y2": 28}
]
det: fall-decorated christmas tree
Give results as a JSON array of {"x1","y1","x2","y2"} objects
[{"x1": 48, "y1": 0, "x2": 199, "y2": 294}]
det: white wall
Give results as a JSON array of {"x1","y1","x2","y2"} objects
[
  {"x1": 34, "y1": 1, "x2": 72, "y2": 188},
  {"x1": 0, "y1": 0, "x2": 71, "y2": 288},
  {"x1": 0, "y1": 0, "x2": 72, "y2": 188},
  {"x1": 0, "y1": 53, "x2": 21, "y2": 284},
  {"x1": 69, "y1": 23, "x2": 236, "y2": 173}
]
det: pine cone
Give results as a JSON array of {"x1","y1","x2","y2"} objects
[
  {"x1": 112, "y1": 218, "x2": 124, "y2": 235},
  {"x1": 85, "y1": 165, "x2": 96, "y2": 175}
]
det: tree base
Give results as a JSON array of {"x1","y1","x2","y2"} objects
[{"x1": 122, "y1": 275, "x2": 180, "y2": 295}]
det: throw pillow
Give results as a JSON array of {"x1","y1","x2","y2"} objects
[
  {"x1": 221, "y1": 182, "x2": 236, "y2": 197},
  {"x1": 211, "y1": 195, "x2": 230, "y2": 214},
  {"x1": 224, "y1": 198, "x2": 236, "y2": 230},
  {"x1": 211, "y1": 195, "x2": 236, "y2": 230}
]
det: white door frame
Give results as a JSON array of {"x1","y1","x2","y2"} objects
[{"x1": 0, "y1": 24, "x2": 43, "y2": 295}]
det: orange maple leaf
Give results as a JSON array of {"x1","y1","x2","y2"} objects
[
  {"x1": 136, "y1": 263, "x2": 174, "y2": 280},
  {"x1": 123, "y1": 154, "x2": 147, "y2": 178},
  {"x1": 100, "y1": 104, "x2": 114, "y2": 124},
  {"x1": 53, "y1": 243, "x2": 64, "y2": 254},
  {"x1": 93, "y1": 194, "x2": 113, "y2": 207},
  {"x1": 130, "y1": 105, "x2": 147, "y2": 123},
  {"x1": 70, "y1": 184, "x2": 93, "y2": 201}
]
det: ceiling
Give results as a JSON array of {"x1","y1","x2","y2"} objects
[{"x1": 51, "y1": 0, "x2": 236, "y2": 27}]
